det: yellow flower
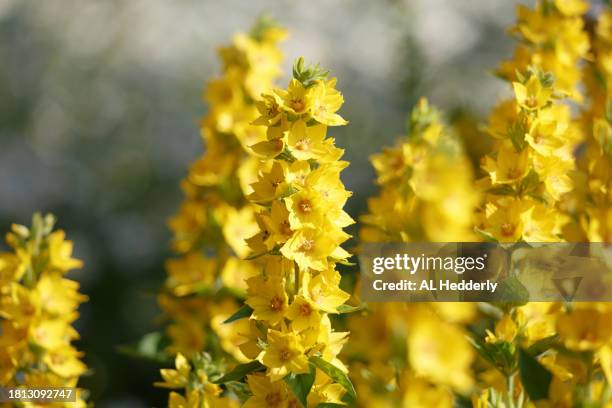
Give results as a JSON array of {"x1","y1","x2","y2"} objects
[
  {"x1": 245, "y1": 274, "x2": 288, "y2": 325},
  {"x1": 554, "y1": 0, "x2": 589, "y2": 17},
  {"x1": 482, "y1": 198, "x2": 530, "y2": 242},
  {"x1": 276, "y1": 78, "x2": 313, "y2": 115},
  {"x1": 43, "y1": 345, "x2": 87, "y2": 378},
  {"x1": 485, "y1": 314, "x2": 518, "y2": 343},
  {"x1": 36, "y1": 274, "x2": 87, "y2": 317},
  {"x1": 286, "y1": 293, "x2": 321, "y2": 332},
  {"x1": 483, "y1": 142, "x2": 530, "y2": 185},
  {"x1": 254, "y1": 93, "x2": 284, "y2": 126},
  {"x1": 248, "y1": 161, "x2": 289, "y2": 203},
  {"x1": 280, "y1": 227, "x2": 348, "y2": 271},
  {"x1": 513, "y1": 75, "x2": 552, "y2": 111},
  {"x1": 309, "y1": 78, "x2": 348, "y2": 126},
  {"x1": 156, "y1": 353, "x2": 222, "y2": 408},
  {"x1": 165, "y1": 253, "x2": 216, "y2": 296},
  {"x1": 222, "y1": 206, "x2": 259, "y2": 258},
  {"x1": 407, "y1": 318, "x2": 474, "y2": 392},
  {"x1": 244, "y1": 374, "x2": 290, "y2": 408},
  {"x1": 307, "y1": 371, "x2": 346, "y2": 406},
  {"x1": 261, "y1": 329, "x2": 310, "y2": 381},
  {"x1": 286, "y1": 120, "x2": 329, "y2": 161},
  {"x1": 556, "y1": 307, "x2": 612, "y2": 351},
  {"x1": 401, "y1": 374, "x2": 454, "y2": 408},
  {"x1": 306, "y1": 268, "x2": 350, "y2": 314},
  {"x1": 285, "y1": 187, "x2": 328, "y2": 229}
]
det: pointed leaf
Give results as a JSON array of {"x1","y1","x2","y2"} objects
[
  {"x1": 223, "y1": 304, "x2": 253, "y2": 324},
  {"x1": 310, "y1": 356, "x2": 356, "y2": 401},
  {"x1": 519, "y1": 348, "x2": 552, "y2": 401},
  {"x1": 284, "y1": 362, "x2": 316, "y2": 407},
  {"x1": 213, "y1": 361, "x2": 265, "y2": 384}
]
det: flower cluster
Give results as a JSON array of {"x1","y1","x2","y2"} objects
[
  {"x1": 497, "y1": 0, "x2": 589, "y2": 101},
  {"x1": 478, "y1": 67, "x2": 581, "y2": 242},
  {"x1": 578, "y1": 8, "x2": 612, "y2": 242},
  {"x1": 155, "y1": 19, "x2": 286, "y2": 408},
  {"x1": 221, "y1": 58, "x2": 356, "y2": 407},
  {"x1": 470, "y1": 3, "x2": 612, "y2": 407},
  {"x1": 157, "y1": 18, "x2": 286, "y2": 362},
  {"x1": 479, "y1": 2, "x2": 585, "y2": 243},
  {"x1": 155, "y1": 352, "x2": 234, "y2": 408},
  {"x1": 361, "y1": 98, "x2": 479, "y2": 242},
  {"x1": 350, "y1": 100, "x2": 478, "y2": 407},
  {"x1": 0, "y1": 213, "x2": 88, "y2": 407}
]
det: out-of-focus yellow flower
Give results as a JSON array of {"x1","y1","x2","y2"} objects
[
  {"x1": 514, "y1": 75, "x2": 552, "y2": 110},
  {"x1": 408, "y1": 318, "x2": 474, "y2": 392},
  {"x1": 156, "y1": 19, "x2": 288, "y2": 406}
]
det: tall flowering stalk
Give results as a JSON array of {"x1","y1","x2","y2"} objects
[
  {"x1": 154, "y1": 19, "x2": 286, "y2": 407},
  {"x1": 472, "y1": 2, "x2": 612, "y2": 407},
  {"x1": 497, "y1": 0, "x2": 589, "y2": 102},
  {"x1": 478, "y1": 0, "x2": 589, "y2": 243},
  {"x1": 351, "y1": 99, "x2": 479, "y2": 407},
  {"x1": 0, "y1": 213, "x2": 88, "y2": 407},
  {"x1": 219, "y1": 57, "x2": 356, "y2": 407},
  {"x1": 579, "y1": 7, "x2": 612, "y2": 243}
]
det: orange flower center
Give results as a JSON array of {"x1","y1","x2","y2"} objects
[
  {"x1": 270, "y1": 296, "x2": 284, "y2": 312},
  {"x1": 501, "y1": 222, "x2": 516, "y2": 237},
  {"x1": 298, "y1": 239, "x2": 315, "y2": 253},
  {"x1": 266, "y1": 392, "x2": 283, "y2": 406},
  {"x1": 279, "y1": 348, "x2": 292, "y2": 362},
  {"x1": 298, "y1": 199, "x2": 313, "y2": 214},
  {"x1": 299, "y1": 303, "x2": 312, "y2": 317},
  {"x1": 291, "y1": 98, "x2": 306, "y2": 112}
]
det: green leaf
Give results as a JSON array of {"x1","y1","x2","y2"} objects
[
  {"x1": 284, "y1": 362, "x2": 316, "y2": 407},
  {"x1": 605, "y1": 98, "x2": 612, "y2": 124},
  {"x1": 292, "y1": 57, "x2": 329, "y2": 87},
  {"x1": 495, "y1": 275, "x2": 530, "y2": 305},
  {"x1": 223, "y1": 304, "x2": 253, "y2": 324},
  {"x1": 519, "y1": 170, "x2": 539, "y2": 195},
  {"x1": 116, "y1": 332, "x2": 171, "y2": 364},
  {"x1": 317, "y1": 404, "x2": 345, "y2": 408},
  {"x1": 213, "y1": 361, "x2": 265, "y2": 384},
  {"x1": 518, "y1": 348, "x2": 552, "y2": 401},
  {"x1": 310, "y1": 356, "x2": 356, "y2": 401},
  {"x1": 507, "y1": 120, "x2": 527, "y2": 151},
  {"x1": 526, "y1": 335, "x2": 559, "y2": 356},
  {"x1": 487, "y1": 185, "x2": 516, "y2": 196},
  {"x1": 336, "y1": 304, "x2": 365, "y2": 314}
]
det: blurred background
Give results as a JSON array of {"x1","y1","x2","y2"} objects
[{"x1": 0, "y1": 0, "x2": 525, "y2": 406}]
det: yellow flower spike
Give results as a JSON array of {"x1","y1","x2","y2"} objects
[
  {"x1": 0, "y1": 213, "x2": 89, "y2": 406},
  {"x1": 232, "y1": 57, "x2": 353, "y2": 403},
  {"x1": 499, "y1": 1, "x2": 588, "y2": 100},
  {"x1": 156, "y1": 18, "x2": 287, "y2": 406},
  {"x1": 349, "y1": 99, "x2": 478, "y2": 406}
]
